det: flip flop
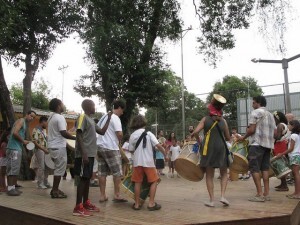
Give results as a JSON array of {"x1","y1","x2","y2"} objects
[
  {"x1": 287, "y1": 194, "x2": 300, "y2": 199},
  {"x1": 112, "y1": 198, "x2": 128, "y2": 203},
  {"x1": 147, "y1": 203, "x2": 161, "y2": 211},
  {"x1": 132, "y1": 203, "x2": 142, "y2": 210},
  {"x1": 99, "y1": 197, "x2": 108, "y2": 203}
]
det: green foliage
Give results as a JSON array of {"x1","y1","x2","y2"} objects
[
  {"x1": 75, "y1": 0, "x2": 182, "y2": 130},
  {"x1": 207, "y1": 75, "x2": 263, "y2": 126},
  {"x1": 10, "y1": 78, "x2": 52, "y2": 110},
  {"x1": 145, "y1": 80, "x2": 206, "y2": 139},
  {"x1": 0, "y1": 0, "x2": 83, "y2": 68},
  {"x1": 192, "y1": 0, "x2": 290, "y2": 66}
]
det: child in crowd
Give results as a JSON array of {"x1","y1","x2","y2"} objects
[
  {"x1": 277, "y1": 120, "x2": 300, "y2": 199},
  {"x1": 0, "y1": 128, "x2": 11, "y2": 192},
  {"x1": 169, "y1": 138, "x2": 181, "y2": 178},
  {"x1": 129, "y1": 115, "x2": 167, "y2": 211}
]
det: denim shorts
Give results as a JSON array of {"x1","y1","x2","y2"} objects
[{"x1": 248, "y1": 145, "x2": 271, "y2": 173}]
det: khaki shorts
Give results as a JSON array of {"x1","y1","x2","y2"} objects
[{"x1": 49, "y1": 147, "x2": 67, "y2": 176}]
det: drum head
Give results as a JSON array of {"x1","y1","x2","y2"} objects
[
  {"x1": 26, "y1": 142, "x2": 35, "y2": 151},
  {"x1": 175, "y1": 158, "x2": 204, "y2": 182},
  {"x1": 45, "y1": 154, "x2": 55, "y2": 170},
  {"x1": 230, "y1": 153, "x2": 249, "y2": 173}
]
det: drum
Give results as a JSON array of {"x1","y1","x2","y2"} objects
[
  {"x1": 270, "y1": 155, "x2": 292, "y2": 179},
  {"x1": 26, "y1": 142, "x2": 35, "y2": 151},
  {"x1": 120, "y1": 172, "x2": 152, "y2": 205},
  {"x1": 230, "y1": 141, "x2": 249, "y2": 173},
  {"x1": 66, "y1": 136, "x2": 76, "y2": 151},
  {"x1": 45, "y1": 154, "x2": 55, "y2": 170},
  {"x1": 175, "y1": 141, "x2": 204, "y2": 182}
]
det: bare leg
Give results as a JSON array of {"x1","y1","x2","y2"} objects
[
  {"x1": 148, "y1": 181, "x2": 158, "y2": 207},
  {"x1": 205, "y1": 167, "x2": 215, "y2": 204},
  {"x1": 98, "y1": 176, "x2": 107, "y2": 201},
  {"x1": 113, "y1": 176, "x2": 122, "y2": 199},
  {"x1": 52, "y1": 175, "x2": 61, "y2": 193},
  {"x1": 292, "y1": 165, "x2": 300, "y2": 196},
  {"x1": 252, "y1": 172, "x2": 263, "y2": 196},
  {"x1": 134, "y1": 182, "x2": 142, "y2": 208},
  {"x1": 220, "y1": 167, "x2": 228, "y2": 198},
  {"x1": 262, "y1": 170, "x2": 269, "y2": 197}
]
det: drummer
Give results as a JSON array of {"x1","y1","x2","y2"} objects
[
  {"x1": 273, "y1": 111, "x2": 290, "y2": 191},
  {"x1": 128, "y1": 115, "x2": 167, "y2": 210},
  {"x1": 237, "y1": 96, "x2": 276, "y2": 202},
  {"x1": 191, "y1": 94, "x2": 231, "y2": 207},
  {"x1": 32, "y1": 116, "x2": 50, "y2": 189}
]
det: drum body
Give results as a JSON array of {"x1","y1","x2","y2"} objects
[
  {"x1": 45, "y1": 154, "x2": 55, "y2": 170},
  {"x1": 175, "y1": 141, "x2": 204, "y2": 182},
  {"x1": 230, "y1": 141, "x2": 249, "y2": 173},
  {"x1": 270, "y1": 155, "x2": 291, "y2": 179},
  {"x1": 120, "y1": 172, "x2": 151, "y2": 205},
  {"x1": 66, "y1": 136, "x2": 76, "y2": 168}
]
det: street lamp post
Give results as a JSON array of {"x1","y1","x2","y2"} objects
[
  {"x1": 58, "y1": 65, "x2": 69, "y2": 102},
  {"x1": 180, "y1": 26, "x2": 192, "y2": 140},
  {"x1": 251, "y1": 53, "x2": 300, "y2": 113}
]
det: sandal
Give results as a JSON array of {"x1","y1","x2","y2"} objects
[
  {"x1": 50, "y1": 190, "x2": 67, "y2": 198},
  {"x1": 147, "y1": 202, "x2": 161, "y2": 211},
  {"x1": 132, "y1": 203, "x2": 142, "y2": 210}
]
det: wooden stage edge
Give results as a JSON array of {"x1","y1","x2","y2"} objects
[
  {"x1": 0, "y1": 202, "x2": 299, "y2": 225},
  {"x1": 1, "y1": 174, "x2": 300, "y2": 225}
]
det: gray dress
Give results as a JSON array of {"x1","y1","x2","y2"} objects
[{"x1": 200, "y1": 116, "x2": 228, "y2": 168}]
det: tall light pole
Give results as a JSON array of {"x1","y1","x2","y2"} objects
[
  {"x1": 251, "y1": 53, "x2": 300, "y2": 113},
  {"x1": 180, "y1": 26, "x2": 192, "y2": 140},
  {"x1": 58, "y1": 65, "x2": 69, "y2": 102}
]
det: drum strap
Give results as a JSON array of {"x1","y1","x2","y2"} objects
[
  {"x1": 203, "y1": 121, "x2": 218, "y2": 156},
  {"x1": 135, "y1": 131, "x2": 148, "y2": 151}
]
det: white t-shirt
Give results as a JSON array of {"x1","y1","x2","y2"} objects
[
  {"x1": 170, "y1": 145, "x2": 180, "y2": 161},
  {"x1": 288, "y1": 133, "x2": 300, "y2": 157},
  {"x1": 96, "y1": 113, "x2": 122, "y2": 150},
  {"x1": 129, "y1": 129, "x2": 159, "y2": 167},
  {"x1": 47, "y1": 113, "x2": 67, "y2": 148}
]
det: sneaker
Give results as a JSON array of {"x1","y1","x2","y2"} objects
[
  {"x1": 15, "y1": 188, "x2": 23, "y2": 194},
  {"x1": 45, "y1": 183, "x2": 52, "y2": 188},
  {"x1": 264, "y1": 195, "x2": 271, "y2": 201},
  {"x1": 83, "y1": 199, "x2": 100, "y2": 212},
  {"x1": 220, "y1": 197, "x2": 230, "y2": 206},
  {"x1": 38, "y1": 184, "x2": 48, "y2": 189},
  {"x1": 7, "y1": 189, "x2": 20, "y2": 196},
  {"x1": 248, "y1": 196, "x2": 265, "y2": 202},
  {"x1": 73, "y1": 203, "x2": 93, "y2": 216}
]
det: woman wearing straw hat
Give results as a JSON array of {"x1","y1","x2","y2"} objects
[{"x1": 192, "y1": 94, "x2": 231, "y2": 207}]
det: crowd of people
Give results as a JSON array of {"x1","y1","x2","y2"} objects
[{"x1": 0, "y1": 94, "x2": 300, "y2": 218}]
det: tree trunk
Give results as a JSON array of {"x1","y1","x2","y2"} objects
[
  {"x1": 0, "y1": 56, "x2": 15, "y2": 129},
  {"x1": 23, "y1": 54, "x2": 34, "y2": 116},
  {"x1": 20, "y1": 54, "x2": 35, "y2": 180}
]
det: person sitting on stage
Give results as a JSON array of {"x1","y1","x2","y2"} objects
[
  {"x1": 273, "y1": 111, "x2": 290, "y2": 191},
  {"x1": 276, "y1": 120, "x2": 300, "y2": 199},
  {"x1": 129, "y1": 115, "x2": 166, "y2": 210},
  {"x1": 192, "y1": 94, "x2": 231, "y2": 207}
]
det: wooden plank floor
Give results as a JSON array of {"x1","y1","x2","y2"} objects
[{"x1": 0, "y1": 170, "x2": 299, "y2": 225}]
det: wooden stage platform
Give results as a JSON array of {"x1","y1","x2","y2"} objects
[{"x1": 0, "y1": 171, "x2": 299, "y2": 225}]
